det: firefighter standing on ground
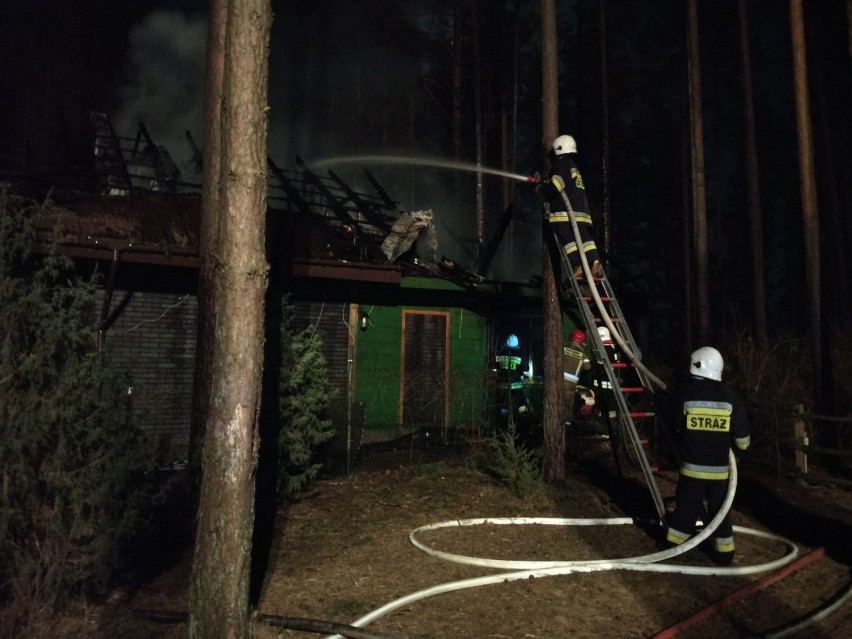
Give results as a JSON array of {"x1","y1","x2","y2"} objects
[
  {"x1": 538, "y1": 134, "x2": 603, "y2": 279},
  {"x1": 665, "y1": 346, "x2": 751, "y2": 565},
  {"x1": 496, "y1": 334, "x2": 528, "y2": 432}
]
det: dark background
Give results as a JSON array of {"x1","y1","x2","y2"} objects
[{"x1": 1, "y1": 0, "x2": 849, "y2": 360}]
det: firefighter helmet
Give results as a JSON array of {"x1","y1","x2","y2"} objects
[
  {"x1": 569, "y1": 329, "x2": 585, "y2": 345},
  {"x1": 690, "y1": 346, "x2": 723, "y2": 381},
  {"x1": 552, "y1": 134, "x2": 577, "y2": 156},
  {"x1": 505, "y1": 334, "x2": 519, "y2": 349},
  {"x1": 597, "y1": 326, "x2": 612, "y2": 344}
]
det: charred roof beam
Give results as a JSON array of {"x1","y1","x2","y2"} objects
[
  {"x1": 267, "y1": 156, "x2": 316, "y2": 217},
  {"x1": 326, "y1": 168, "x2": 393, "y2": 233},
  {"x1": 363, "y1": 169, "x2": 405, "y2": 214},
  {"x1": 295, "y1": 156, "x2": 361, "y2": 227}
]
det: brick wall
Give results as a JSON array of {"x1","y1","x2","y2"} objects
[{"x1": 98, "y1": 290, "x2": 197, "y2": 463}]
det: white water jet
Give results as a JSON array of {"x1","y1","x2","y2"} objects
[{"x1": 308, "y1": 155, "x2": 532, "y2": 183}]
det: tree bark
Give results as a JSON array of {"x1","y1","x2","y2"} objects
[
  {"x1": 681, "y1": 115, "x2": 693, "y2": 353},
  {"x1": 737, "y1": 0, "x2": 768, "y2": 348},
  {"x1": 810, "y1": 17, "x2": 851, "y2": 331},
  {"x1": 188, "y1": 1, "x2": 272, "y2": 637},
  {"x1": 789, "y1": 0, "x2": 823, "y2": 408},
  {"x1": 599, "y1": 0, "x2": 611, "y2": 258},
  {"x1": 451, "y1": 1, "x2": 463, "y2": 160},
  {"x1": 473, "y1": 0, "x2": 484, "y2": 261},
  {"x1": 687, "y1": 0, "x2": 710, "y2": 343},
  {"x1": 848, "y1": 0, "x2": 852, "y2": 61},
  {"x1": 189, "y1": 0, "x2": 228, "y2": 484},
  {"x1": 540, "y1": 0, "x2": 566, "y2": 482}
]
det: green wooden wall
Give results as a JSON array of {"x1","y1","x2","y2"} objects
[{"x1": 354, "y1": 302, "x2": 489, "y2": 437}]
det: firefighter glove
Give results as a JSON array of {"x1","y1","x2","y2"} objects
[{"x1": 536, "y1": 174, "x2": 566, "y2": 199}]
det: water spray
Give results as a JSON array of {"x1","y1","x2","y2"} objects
[{"x1": 308, "y1": 155, "x2": 537, "y2": 184}]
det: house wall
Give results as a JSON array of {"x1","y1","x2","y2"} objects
[
  {"x1": 354, "y1": 304, "x2": 490, "y2": 439},
  {"x1": 97, "y1": 287, "x2": 495, "y2": 465},
  {"x1": 98, "y1": 289, "x2": 197, "y2": 463},
  {"x1": 352, "y1": 303, "x2": 400, "y2": 433}
]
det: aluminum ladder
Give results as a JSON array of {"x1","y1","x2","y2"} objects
[{"x1": 557, "y1": 240, "x2": 666, "y2": 521}]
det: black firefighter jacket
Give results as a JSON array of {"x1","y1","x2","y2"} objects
[{"x1": 673, "y1": 375, "x2": 751, "y2": 481}]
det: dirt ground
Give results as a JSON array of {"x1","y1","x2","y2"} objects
[{"x1": 61, "y1": 436, "x2": 852, "y2": 639}]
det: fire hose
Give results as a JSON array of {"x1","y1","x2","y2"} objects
[
  {"x1": 326, "y1": 452, "x2": 803, "y2": 638},
  {"x1": 322, "y1": 178, "x2": 835, "y2": 638},
  {"x1": 557, "y1": 190, "x2": 668, "y2": 391}
]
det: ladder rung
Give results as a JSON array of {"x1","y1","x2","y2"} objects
[{"x1": 556, "y1": 228, "x2": 665, "y2": 520}]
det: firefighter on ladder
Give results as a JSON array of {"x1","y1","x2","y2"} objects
[
  {"x1": 664, "y1": 347, "x2": 751, "y2": 565},
  {"x1": 562, "y1": 329, "x2": 591, "y2": 421},
  {"x1": 538, "y1": 134, "x2": 603, "y2": 280},
  {"x1": 592, "y1": 326, "x2": 619, "y2": 426}
]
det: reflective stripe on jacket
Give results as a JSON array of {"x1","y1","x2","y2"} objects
[{"x1": 676, "y1": 376, "x2": 750, "y2": 479}]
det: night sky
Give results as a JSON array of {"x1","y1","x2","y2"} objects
[{"x1": 1, "y1": 0, "x2": 849, "y2": 355}]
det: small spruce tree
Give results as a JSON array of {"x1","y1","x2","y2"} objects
[{"x1": 276, "y1": 297, "x2": 335, "y2": 494}]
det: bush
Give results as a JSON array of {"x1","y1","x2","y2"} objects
[
  {"x1": 0, "y1": 187, "x2": 157, "y2": 634},
  {"x1": 486, "y1": 431, "x2": 543, "y2": 499},
  {"x1": 276, "y1": 298, "x2": 335, "y2": 494}
]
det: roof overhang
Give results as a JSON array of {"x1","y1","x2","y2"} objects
[
  {"x1": 31, "y1": 242, "x2": 199, "y2": 269},
  {"x1": 290, "y1": 259, "x2": 401, "y2": 284}
]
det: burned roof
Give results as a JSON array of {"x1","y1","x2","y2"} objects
[
  {"x1": 8, "y1": 112, "x2": 489, "y2": 291},
  {"x1": 37, "y1": 190, "x2": 201, "y2": 265}
]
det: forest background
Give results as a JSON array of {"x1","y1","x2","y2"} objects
[
  {"x1": 2, "y1": 0, "x2": 850, "y2": 370},
  {"x1": 2, "y1": 1, "x2": 852, "y2": 637}
]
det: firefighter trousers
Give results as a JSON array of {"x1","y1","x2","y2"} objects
[{"x1": 666, "y1": 474, "x2": 735, "y2": 565}]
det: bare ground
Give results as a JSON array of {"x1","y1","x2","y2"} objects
[{"x1": 49, "y1": 437, "x2": 852, "y2": 639}]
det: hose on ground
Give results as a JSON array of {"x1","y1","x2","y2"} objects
[
  {"x1": 132, "y1": 608, "x2": 404, "y2": 639},
  {"x1": 257, "y1": 614, "x2": 403, "y2": 638},
  {"x1": 750, "y1": 577, "x2": 852, "y2": 638},
  {"x1": 326, "y1": 453, "x2": 802, "y2": 638}
]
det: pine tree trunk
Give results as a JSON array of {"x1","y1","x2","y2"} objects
[
  {"x1": 188, "y1": 1, "x2": 272, "y2": 637},
  {"x1": 789, "y1": 0, "x2": 824, "y2": 408},
  {"x1": 189, "y1": 0, "x2": 228, "y2": 483},
  {"x1": 681, "y1": 118, "x2": 693, "y2": 352},
  {"x1": 599, "y1": 0, "x2": 611, "y2": 257},
  {"x1": 451, "y1": 2, "x2": 463, "y2": 160},
  {"x1": 505, "y1": 16, "x2": 521, "y2": 256},
  {"x1": 810, "y1": 18, "x2": 851, "y2": 331},
  {"x1": 687, "y1": 0, "x2": 710, "y2": 343},
  {"x1": 848, "y1": 0, "x2": 852, "y2": 61},
  {"x1": 473, "y1": 0, "x2": 484, "y2": 261},
  {"x1": 737, "y1": 0, "x2": 768, "y2": 347},
  {"x1": 540, "y1": 0, "x2": 566, "y2": 482}
]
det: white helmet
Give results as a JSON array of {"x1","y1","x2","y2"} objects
[
  {"x1": 552, "y1": 134, "x2": 577, "y2": 156},
  {"x1": 690, "y1": 346, "x2": 723, "y2": 381},
  {"x1": 597, "y1": 326, "x2": 612, "y2": 344}
]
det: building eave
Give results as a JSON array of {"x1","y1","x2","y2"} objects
[
  {"x1": 290, "y1": 259, "x2": 401, "y2": 284},
  {"x1": 31, "y1": 242, "x2": 200, "y2": 269}
]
